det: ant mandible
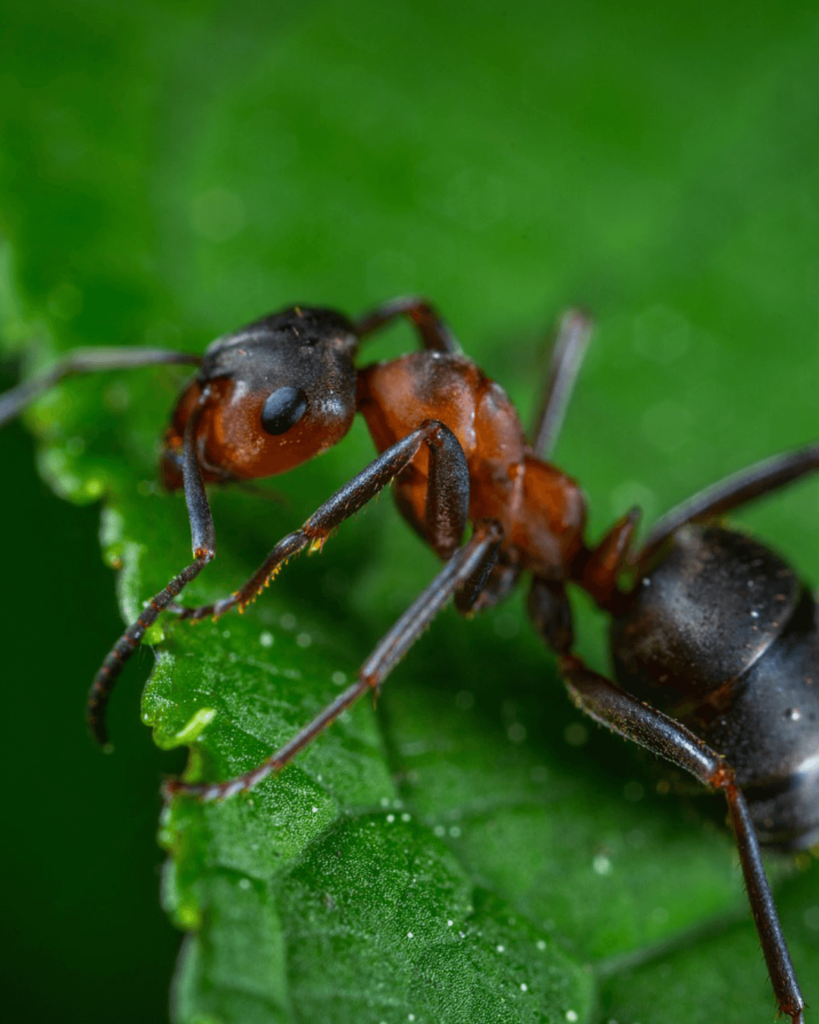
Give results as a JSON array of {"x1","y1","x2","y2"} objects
[{"x1": 1, "y1": 296, "x2": 815, "y2": 1023}]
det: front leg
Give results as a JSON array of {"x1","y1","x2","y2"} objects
[
  {"x1": 87, "y1": 398, "x2": 216, "y2": 746},
  {"x1": 559, "y1": 653, "x2": 805, "y2": 1024},
  {"x1": 354, "y1": 296, "x2": 461, "y2": 354},
  {"x1": 169, "y1": 419, "x2": 469, "y2": 622}
]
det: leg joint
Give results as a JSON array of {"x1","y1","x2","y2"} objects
[{"x1": 709, "y1": 762, "x2": 737, "y2": 791}]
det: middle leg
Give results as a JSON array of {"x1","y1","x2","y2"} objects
[{"x1": 530, "y1": 308, "x2": 595, "y2": 460}]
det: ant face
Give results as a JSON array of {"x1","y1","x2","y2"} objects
[{"x1": 161, "y1": 306, "x2": 359, "y2": 488}]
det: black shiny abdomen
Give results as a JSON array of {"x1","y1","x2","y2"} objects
[{"x1": 611, "y1": 525, "x2": 819, "y2": 850}]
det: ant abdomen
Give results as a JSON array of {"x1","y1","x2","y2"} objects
[
  {"x1": 612, "y1": 524, "x2": 819, "y2": 849},
  {"x1": 711, "y1": 588, "x2": 819, "y2": 850}
]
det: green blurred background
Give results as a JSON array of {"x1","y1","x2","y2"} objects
[{"x1": 2, "y1": 0, "x2": 819, "y2": 1021}]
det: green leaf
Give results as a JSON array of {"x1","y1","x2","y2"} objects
[{"x1": 2, "y1": 1, "x2": 819, "y2": 1023}]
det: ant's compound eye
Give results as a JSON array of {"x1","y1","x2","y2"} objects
[{"x1": 261, "y1": 386, "x2": 308, "y2": 435}]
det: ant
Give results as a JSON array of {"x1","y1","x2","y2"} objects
[{"x1": 1, "y1": 296, "x2": 815, "y2": 1023}]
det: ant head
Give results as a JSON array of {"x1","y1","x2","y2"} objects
[{"x1": 162, "y1": 306, "x2": 359, "y2": 488}]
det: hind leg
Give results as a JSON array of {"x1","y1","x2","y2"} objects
[
  {"x1": 559, "y1": 653, "x2": 804, "y2": 1024},
  {"x1": 638, "y1": 442, "x2": 819, "y2": 566}
]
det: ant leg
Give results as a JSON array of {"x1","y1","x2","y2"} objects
[
  {"x1": 169, "y1": 418, "x2": 469, "y2": 621},
  {"x1": 559, "y1": 653, "x2": 805, "y2": 1024},
  {"x1": 165, "y1": 519, "x2": 503, "y2": 800},
  {"x1": 540, "y1": 509, "x2": 639, "y2": 622},
  {"x1": 530, "y1": 309, "x2": 595, "y2": 460},
  {"x1": 527, "y1": 578, "x2": 574, "y2": 653},
  {"x1": 639, "y1": 442, "x2": 819, "y2": 565},
  {"x1": 575, "y1": 507, "x2": 641, "y2": 612},
  {"x1": 0, "y1": 347, "x2": 201, "y2": 427},
  {"x1": 86, "y1": 400, "x2": 215, "y2": 747},
  {"x1": 354, "y1": 297, "x2": 461, "y2": 354},
  {"x1": 455, "y1": 559, "x2": 522, "y2": 615}
]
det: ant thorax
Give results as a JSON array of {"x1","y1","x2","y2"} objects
[{"x1": 357, "y1": 350, "x2": 586, "y2": 579}]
